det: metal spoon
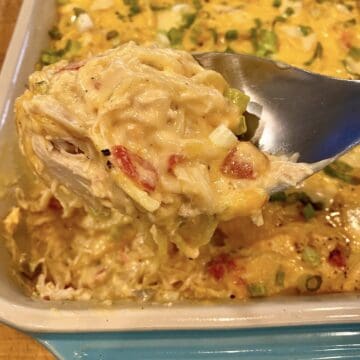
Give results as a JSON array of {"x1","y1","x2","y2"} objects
[{"x1": 194, "y1": 52, "x2": 360, "y2": 171}]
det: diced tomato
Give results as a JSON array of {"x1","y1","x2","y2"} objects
[
  {"x1": 112, "y1": 145, "x2": 158, "y2": 192},
  {"x1": 207, "y1": 254, "x2": 236, "y2": 280},
  {"x1": 328, "y1": 247, "x2": 347, "y2": 268},
  {"x1": 167, "y1": 154, "x2": 185, "y2": 173},
  {"x1": 340, "y1": 31, "x2": 353, "y2": 49},
  {"x1": 48, "y1": 197, "x2": 62, "y2": 211},
  {"x1": 221, "y1": 147, "x2": 255, "y2": 179}
]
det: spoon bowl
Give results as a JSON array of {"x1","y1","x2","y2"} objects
[{"x1": 194, "y1": 52, "x2": 360, "y2": 169}]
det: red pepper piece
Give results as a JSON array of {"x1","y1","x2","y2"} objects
[
  {"x1": 167, "y1": 154, "x2": 185, "y2": 173},
  {"x1": 112, "y1": 145, "x2": 158, "y2": 192},
  {"x1": 48, "y1": 197, "x2": 62, "y2": 211},
  {"x1": 221, "y1": 147, "x2": 255, "y2": 179},
  {"x1": 207, "y1": 254, "x2": 236, "y2": 280},
  {"x1": 328, "y1": 247, "x2": 347, "y2": 268}
]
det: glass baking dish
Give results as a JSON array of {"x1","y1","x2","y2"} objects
[{"x1": 0, "y1": 0, "x2": 359, "y2": 336}]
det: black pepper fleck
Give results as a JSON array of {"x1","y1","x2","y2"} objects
[
  {"x1": 101, "y1": 149, "x2": 111, "y2": 156},
  {"x1": 106, "y1": 160, "x2": 113, "y2": 169}
]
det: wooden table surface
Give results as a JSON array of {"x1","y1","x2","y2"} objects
[{"x1": 0, "y1": 0, "x2": 55, "y2": 358}]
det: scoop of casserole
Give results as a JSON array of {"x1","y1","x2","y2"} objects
[{"x1": 15, "y1": 42, "x2": 311, "y2": 258}]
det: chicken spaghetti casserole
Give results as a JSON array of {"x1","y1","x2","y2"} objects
[{"x1": 2, "y1": 0, "x2": 360, "y2": 303}]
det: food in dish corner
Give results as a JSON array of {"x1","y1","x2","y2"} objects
[{"x1": 1, "y1": 0, "x2": 360, "y2": 303}]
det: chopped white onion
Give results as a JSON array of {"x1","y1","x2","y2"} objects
[
  {"x1": 157, "y1": 4, "x2": 190, "y2": 31},
  {"x1": 155, "y1": 32, "x2": 171, "y2": 47},
  {"x1": 302, "y1": 33, "x2": 317, "y2": 52},
  {"x1": 209, "y1": 124, "x2": 238, "y2": 149},
  {"x1": 76, "y1": 13, "x2": 94, "y2": 33},
  {"x1": 282, "y1": 25, "x2": 303, "y2": 38},
  {"x1": 336, "y1": 3, "x2": 351, "y2": 13},
  {"x1": 251, "y1": 210, "x2": 264, "y2": 227},
  {"x1": 90, "y1": 0, "x2": 114, "y2": 10},
  {"x1": 345, "y1": 57, "x2": 360, "y2": 75},
  {"x1": 281, "y1": 26, "x2": 317, "y2": 52},
  {"x1": 172, "y1": 3, "x2": 192, "y2": 13}
]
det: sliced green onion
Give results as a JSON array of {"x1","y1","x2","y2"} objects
[
  {"x1": 115, "y1": 11, "x2": 126, "y2": 20},
  {"x1": 106, "y1": 30, "x2": 119, "y2": 40},
  {"x1": 225, "y1": 46, "x2": 235, "y2": 53},
  {"x1": 270, "y1": 191, "x2": 323, "y2": 213},
  {"x1": 304, "y1": 42, "x2": 323, "y2": 66},
  {"x1": 190, "y1": 27, "x2": 201, "y2": 45},
  {"x1": 64, "y1": 39, "x2": 81, "y2": 57},
  {"x1": 305, "y1": 275, "x2": 322, "y2": 292},
  {"x1": 284, "y1": 7, "x2": 294, "y2": 16},
  {"x1": 272, "y1": 0, "x2": 281, "y2": 7},
  {"x1": 209, "y1": 28, "x2": 218, "y2": 44},
  {"x1": 40, "y1": 39, "x2": 81, "y2": 66},
  {"x1": 73, "y1": 7, "x2": 86, "y2": 17},
  {"x1": 167, "y1": 28, "x2": 184, "y2": 46},
  {"x1": 248, "y1": 283, "x2": 267, "y2": 297},
  {"x1": 123, "y1": 0, "x2": 141, "y2": 16},
  {"x1": 150, "y1": 4, "x2": 169, "y2": 11},
  {"x1": 130, "y1": 4, "x2": 141, "y2": 15},
  {"x1": 225, "y1": 88, "x2": 250, "y2": 135},
  {"x1": 40, "y1": 52, "x2": 61, "y2": 65},
  {"x1": 225, "y1": 29, "x2": 238, "y2": 41},
  {"x1": 302, "y1": 203, "x2": 316, "y2": 220},
  {"x1": 287, "y1": 192, "x2": 310, "y2": 204},
  {"x1": 182, "y1": 13, "x2": 196, "y2": 28},
  {"x1": 343, "y1": 18, "x2": 356, "y2": 27},
  {"x1": 343, "y1": 3, "x2": 353, "y2": 10},
  {"x1": 348, "y1": 47, "x2": 360, "y2": 61},
  {"x1": 254, "y1": 18, "x2": 262, "y2": 28},
  {"x1": 48, "y1": 26, "x2": 62, "y2": 40},
  {"x1": 224, "y1": 88, "x2": 250, "y2": 114},
  {"x1": 272, "y1": 16, "x2": 287, "y2": 28},
  {"x1": 328, "y1": 160, "x2": 352, "y2": 173},
  {"x1": 302, "y1": 246, "x2": 320, "y2": 266},
  {"x1": 275, "y1": 269, "x2": 285, "y2": 287},
  {"x1": 324, "y1": 161, "x2": 360, "y2": 185},
  {"x1": 250, "y1": 25, "x2": 278, "y2": 57},
  {"x1": 234, "y1": 115, "x2": 247, "y2": 136},
  {"x1": 269, "y1": 191, "x2": 287, "y2": 202},
  {"x1": 299, "y1": 25, "x2": 312, "y2": 36}
]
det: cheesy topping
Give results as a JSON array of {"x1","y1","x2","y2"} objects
[{"x1": 15, "y1": 42, "x2": 311, "y2": 260}]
